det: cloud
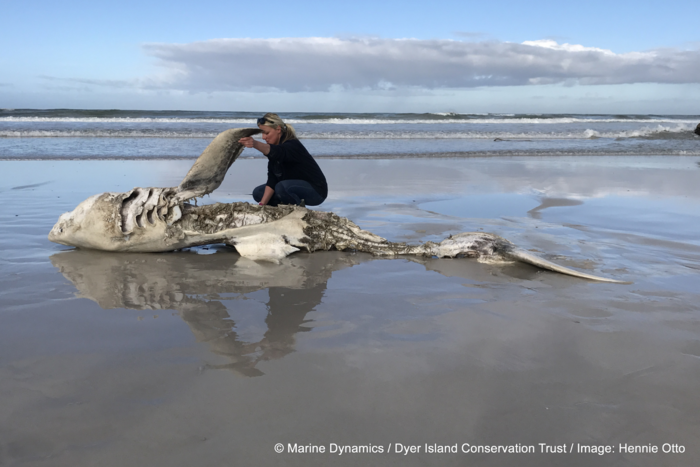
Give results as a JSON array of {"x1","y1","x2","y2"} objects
[
  {"x1": 137, "y1": 37, "x2": 700, "y2": 93},
  {"x1": 37, "y1": 74, "x2": 177, "y2": 92},
  {"x1": 39, "y1": 75, "x2": 133, "y2": 89},
  {"x1": 39, "y1": 38, "x2": 697, "y2": 96},
  {"x1": 521, "y1": 39, "x2": 616, "y2": 55}
]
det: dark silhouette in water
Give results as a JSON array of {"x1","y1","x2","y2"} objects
[{"x1": 50, "y1": 249, "x2": 363, "y2": 377}]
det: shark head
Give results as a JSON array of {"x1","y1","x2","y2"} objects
[
  {"x1": 49, "y1": 127, "x2": 262, "y2": 251},
  {"x1": 49, "y1": 193, "x2": 102, "y2": 246},
  {"x1": 48, "y1": 190, "x2": 173, "y2": 251}
]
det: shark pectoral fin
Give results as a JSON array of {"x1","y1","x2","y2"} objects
[
  {"x1": 178, "y1": 227, "x2": 299, "y2": 262},
  {"x1": 214, "y1": 208, "x2": 308, "y2": 262},
  {"x1": 229, "y1": 233, "x2": 300, "y2": 263},
  {"x1": 506, "y1": 248, "x2": 631, "y2": 284}
]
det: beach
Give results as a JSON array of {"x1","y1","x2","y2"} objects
[{"x1": 1, "y1": 154, "x2": 699, "y2": 466}]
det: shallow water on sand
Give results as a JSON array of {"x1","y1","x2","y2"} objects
[{"x1": 1, "y1": 157, "x2": 699, "y2": 466}]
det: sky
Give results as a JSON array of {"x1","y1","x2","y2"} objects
[{"x1": 1, "y1": 0, "x2": 699, "y2": 113}]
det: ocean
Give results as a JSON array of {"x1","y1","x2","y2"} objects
[{"x1": 1, "y1": 109, "x2": 698, "y2": 160}]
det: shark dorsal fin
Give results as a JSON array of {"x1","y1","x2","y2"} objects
[{"x1": 177, "y1": 127, "x2": 261, "y2": 200}]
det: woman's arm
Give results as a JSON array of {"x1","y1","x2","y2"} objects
[
  {"x1": 259, "y1": 185, "x2": 275, "y2": 205},
  {"x1": 239, "y1": 137, "x2": 270, "y2": 155},
  {"x1": 240, "y1": 137, "x2": 276, "y2": 204}
]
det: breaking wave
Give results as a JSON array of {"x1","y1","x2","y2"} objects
[{"x1": 582, "y1": 123, "x2": 695, "y2": 139}]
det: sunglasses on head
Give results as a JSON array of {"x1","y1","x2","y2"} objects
[{"x1": 257, "y1": 117, "x2": 270, "y2": 126}]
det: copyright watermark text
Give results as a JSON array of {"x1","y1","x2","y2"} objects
[{"x1": 273, "y1": 442, "x2": 686, "y2": 456}]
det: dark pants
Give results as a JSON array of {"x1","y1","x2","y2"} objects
[{"x1": 253, "y1": 180, "x2": 326, "y2": 207}]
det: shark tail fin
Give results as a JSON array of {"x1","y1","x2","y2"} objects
[{"x1": 505, "y1": 248, "x2": 631, "y2": 284}]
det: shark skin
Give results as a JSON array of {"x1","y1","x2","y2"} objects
[{"x1": 48, "y1": 129, "x2": 630, "y2": 283}]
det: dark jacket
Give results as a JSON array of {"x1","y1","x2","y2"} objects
[{"x1": 266, "y1": 139, "x2": 328, "y2": 198}]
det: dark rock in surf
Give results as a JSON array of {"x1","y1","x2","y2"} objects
[{"x1": 694, "y1": 123, "x2": 700, "y2": 136}]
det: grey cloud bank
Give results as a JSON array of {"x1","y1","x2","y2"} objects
[{"x1": 142, "y1": 37, "x2": 700, "y2": 92}]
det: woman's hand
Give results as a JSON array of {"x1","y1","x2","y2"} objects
[
  {"x1": 239, "y1": 136, "x2": 271, "y2": 155},
  {"x1": 238, "y1": 136, "x2": 255, "y2": 148}
]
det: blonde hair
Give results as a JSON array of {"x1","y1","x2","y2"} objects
[{"x1": 259, "y1": 113, "x2": 297, "y2": 143}]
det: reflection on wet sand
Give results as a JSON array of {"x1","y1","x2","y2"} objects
[
  {"x1": 527, "y1": 197, "x2": 583, "y2": 220},
  {"x1": 50, "y1": 243, "x2": 589, "y2": 378},
  {"x1": 50, "y1": 248, "x2": 369, "y2": 376}
]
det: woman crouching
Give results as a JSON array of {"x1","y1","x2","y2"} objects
[{"x1": 238, "y1": 113, "x2": 327, "y2": 207}]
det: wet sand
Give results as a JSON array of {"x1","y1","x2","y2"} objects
[{"x1": 1, "y1": 156, "x2": 700, "y2": 466}]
